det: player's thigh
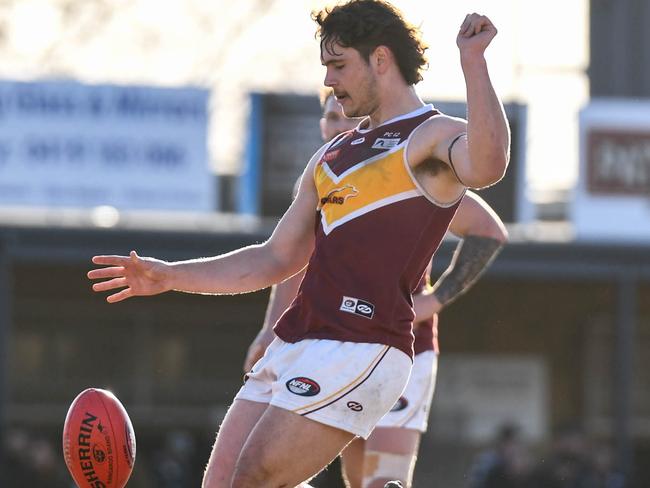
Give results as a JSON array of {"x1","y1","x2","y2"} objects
[
  {"x1": 233, "y1": 405, "x2": 355, "y2": 488},
  {"x1": 363, "y1": 427, "x2": 421, "y2": 488},
  {"x1": 340, "y1": 437, "x2": 366, "y2": 488},
  {"x1": 202, "y1": 399, "x2": 268, "y2": 488}
]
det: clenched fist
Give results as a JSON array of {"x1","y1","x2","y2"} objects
[{"x1": 457, "y1": 13, "x2": 498, "y2": 57}]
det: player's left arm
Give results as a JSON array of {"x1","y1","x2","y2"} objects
[
  {"x1": 409, "y1": 14, "x2": 510, "y2": 190},
  {"x1": 413, "y1": 191, "x2": 507, "y2": 320}
]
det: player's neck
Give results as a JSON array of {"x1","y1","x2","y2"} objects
[{"x1": 366, "y1": 85, "x2": 424, "y2": 129}]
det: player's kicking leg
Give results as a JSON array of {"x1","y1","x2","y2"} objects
[
  {"x1": 202, "y1": 399, "x2": 268, "y2": 488},
  {"x1": 216, "y1": 337, "x2": 410, "y2": 487},
  {"x1": 232, "y1": 405, "x2": 355, "y2": 486},
  {"x1": 202, "y1": 398, "x2": 330, "y2": 488}
]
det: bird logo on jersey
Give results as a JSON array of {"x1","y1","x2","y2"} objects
[{"x1": 319, "y1": 184, "x2": 359, "y2": 207}]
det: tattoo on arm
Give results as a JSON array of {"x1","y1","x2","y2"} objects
[{"x1": 432, "y1": 235, "x2": 504, "y2": 307}]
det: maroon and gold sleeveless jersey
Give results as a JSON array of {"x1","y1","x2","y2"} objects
[{"x1": 274, "y1": 105, "x2": 462, "y2": 358}]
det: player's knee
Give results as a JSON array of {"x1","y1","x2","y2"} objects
[
  {"x1": 362, "y1": 451, "x2": 415, "y2": 488},
  {"x1": 231, "y1": 452, "x2": 279, "y2": 488},
  {"x1": 202, "y1": 451, "x2": 239, "y2": 488}
]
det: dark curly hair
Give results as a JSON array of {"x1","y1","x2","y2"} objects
[{"x1": 313, "y1": 0, "x2": 428, "y2": 85}]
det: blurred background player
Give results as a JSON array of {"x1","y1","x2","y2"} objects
[
  {"x1": 363, "y1": 199, "x2": 506, "y2": 488},
  {"x1": 467, "y1": 423, "x2": 532, "y2": 488},
  {"x1": 244, "y1": 88, "x2": 508, "y2": 488}
]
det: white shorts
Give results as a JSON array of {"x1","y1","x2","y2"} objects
[
  {"x1": 374, "y1": 350, "x2": 437, "y2": 433},
  {"x1": 235, "y1": 338, "x2": 412, "y2": 439}
]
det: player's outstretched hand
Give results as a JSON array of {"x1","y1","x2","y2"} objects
[
  {"x1": 88, "y1": 250, "x2": 172, "y2": 303},
  {"x1": 456, "y1": 13, "x2": 497, "y2": 56}
]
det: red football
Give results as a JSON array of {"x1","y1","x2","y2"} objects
[{"x1": 62, "y1": 388, "x2": 136, "y2": 488}]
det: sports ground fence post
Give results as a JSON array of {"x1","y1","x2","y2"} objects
[
  {"x1": 0, "y1": 237, "x2": 10, "y2": 476},
  {"x1": 615, "y1": 275, "x2": 636, "y2": 477}
]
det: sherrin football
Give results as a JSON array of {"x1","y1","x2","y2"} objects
[{"x1": 62, "y1": 388, "x2": 136, "y2": 488}]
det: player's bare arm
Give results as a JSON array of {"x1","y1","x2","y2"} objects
[
  {"x1": 408, "y1": 14, "x2": 510, "y2": 191},
  {"x1": 88, "y1": 150, "x2": 324, "y2": 303},
  {"x1": 413, "y1": 191, "x2": 507, "y2": 320}
]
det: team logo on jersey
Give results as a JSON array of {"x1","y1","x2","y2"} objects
[
  {"x1": 286, "y1": 377, "x2": 321, "y2": 397},
  {"x1": 340, "y1": 296, "x2": 375, "y2": 319},
  {"x1": 351, "y1": 137, "x2": 365, "y2": 145},
  {"x1": 320, "y1": 185, "x2": 359, "y2": 206},
  {"x1": 371, "y1": 137, "x2": 401, "y2": 149},
  {"x1": 390, "y1": 396, "x2": 409, "y2": 412}
]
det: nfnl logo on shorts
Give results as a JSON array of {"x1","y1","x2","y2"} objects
[
  {"x1": 286, "y1": 377, "x2": 321, "y2": 397},
  {"x1": 340, "y1": 296, "x2": 375, "y2": 319},
  {"x1": 371, "y1": 137, "x2": 400, "y2": 149}
]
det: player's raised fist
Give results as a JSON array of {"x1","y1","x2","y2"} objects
[{"x1": 456, "y1": 13, "x2": 497, "y2": 56}]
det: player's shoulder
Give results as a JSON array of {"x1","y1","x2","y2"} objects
[
  {"x1": 409, "y1": 111, "x2": 468, "y2": 152},
  {"x1": 419, "y1": 111, "x2": 467, "y2": 133}
]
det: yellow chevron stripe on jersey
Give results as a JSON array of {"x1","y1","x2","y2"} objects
[{"x1": 315, "y1": 144, "x2": 419, "y2": 234}]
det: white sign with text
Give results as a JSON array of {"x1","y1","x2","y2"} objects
[
  {"x1": 0, "y1": 80, "x2": 214, "y2": 211},
  {"x1": 573, "y1": 99, "x2": 650, "y2": 242}
]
